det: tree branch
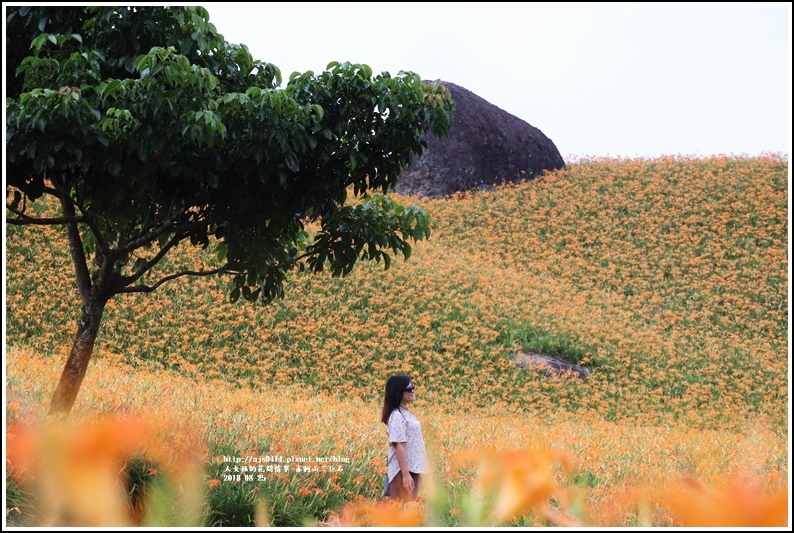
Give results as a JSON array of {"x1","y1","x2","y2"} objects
[
  {"x1": 113, "y1": 230, "x2": 186, "y2": 290},
  {"x1": 114, "y1": 206, "x2": 194, "y2": 256},
  {"x1": 58, "y1": 192, "x2": 92, "y2": 306},
  {"x1": 114, "y1": 268, "x2": 223, "y2": 294},
  {"x1": 294, "y1": 248, "x2": 320, "y2": 263},
  {"x1": 6, "y1": 204, "x2": 88, "y2": 225},
  {"x1": 67, "y1": 188, "x2": 112, "y2": 263},
  {"x1": 124, "y1": 195, "x2": 182, "y2": 246}
]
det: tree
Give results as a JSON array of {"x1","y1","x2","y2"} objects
[{"x1": 5, "y1": 6, "x2": 454, "y2": 415}]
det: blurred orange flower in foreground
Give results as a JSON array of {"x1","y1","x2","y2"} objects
[
  {"x1": 323, "y1": 498, "x2": 425, "y2": 527},
  {"x1": 474, "y1": 447, "x2": 574, "y2": 524},
  {"x1": 656, "y1": 475, "x2": 789, "y2": 527},
  {"x1": 6, "y1": 412, "x2": 206, "y2": 526}
]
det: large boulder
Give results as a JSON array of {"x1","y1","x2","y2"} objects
[
  {"x1": 393, "y1": 81, "x2": 565, "y2": 198},
  {"x1": 513, "y1": 351, "x2": 592, "y2": 380}
]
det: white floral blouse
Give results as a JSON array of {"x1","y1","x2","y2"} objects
[{"x1": 386, "y1": 407, "x2": 429, "y2": 482}]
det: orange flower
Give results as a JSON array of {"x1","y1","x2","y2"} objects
[
  {"x1": 207, "y1": 478, "x2": 221, "y2": 489},
  {"x1": 475, "y1": 447, "x2": 572, "y2": 524},
  {"x1": 656, "y1": 475, "x2": 789, "y2": 527},
  {"x1": 326, "y1": 499, "x2": 425, "y2": 527},
  {"x1": 5, "y1": 413, "x2": 206, "y2": 526},
  {"x1": 5, "y1": 422, "x2": 37, "y2": 482}
]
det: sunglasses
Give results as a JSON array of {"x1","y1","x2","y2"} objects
[{"x1": 404, "y1": 386, "x2": 416, "y2": 393}]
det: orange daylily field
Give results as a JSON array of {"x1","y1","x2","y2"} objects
[{"x1": 5, "y1": 155, "x2": 790, "y2": 526}]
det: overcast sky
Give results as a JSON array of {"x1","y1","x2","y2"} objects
[{"x1": 202, "y1": 2, "x2": 792, "y2": 161}]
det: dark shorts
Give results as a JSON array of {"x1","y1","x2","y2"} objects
[{"x1": 387, "y1": 471, "x2": 421, "y2": 501}]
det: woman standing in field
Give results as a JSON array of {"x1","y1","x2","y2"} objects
[{"x1": 381, "y1": 374, "x2": 428, "y2": 502}]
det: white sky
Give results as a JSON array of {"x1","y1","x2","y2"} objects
[{"x1": 203, "y1": 2, "x2": 792, "y2": 161}]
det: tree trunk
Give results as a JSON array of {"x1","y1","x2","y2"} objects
[{"x1": 49, "y1": 297, "x2": 107, "y2": 415}]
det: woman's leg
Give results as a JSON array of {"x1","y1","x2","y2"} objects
[{"x1": 388, "y1": 474, "x2": 406, "y2": 501}]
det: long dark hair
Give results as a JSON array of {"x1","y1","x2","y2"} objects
[{"x1": 381, "y1": 374, "x2": 411, "y2": 425}]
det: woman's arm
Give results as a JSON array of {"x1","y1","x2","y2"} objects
[{"x1": 394, "y1": 442, "x2": 415, "y2": 493}]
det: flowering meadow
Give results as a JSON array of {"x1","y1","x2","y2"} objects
[{"x1": 5, "y1": 155, "x2": 789, "y2": 526}]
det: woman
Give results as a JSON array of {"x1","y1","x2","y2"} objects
[{"x1": 381, "y1": 374, "x2": 428, "y2": 502}]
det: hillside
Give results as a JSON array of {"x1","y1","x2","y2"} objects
[
  {"x1": 6, "y1": 155, "x2": 788, "y2": 430},
  {"x1": 5, "y1": 154, "x2": 789, "y2": 526}
]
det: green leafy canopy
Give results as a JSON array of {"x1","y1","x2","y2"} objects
[{"x1": 5, "y1": 6, "x2": 454, "y2": 303}]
